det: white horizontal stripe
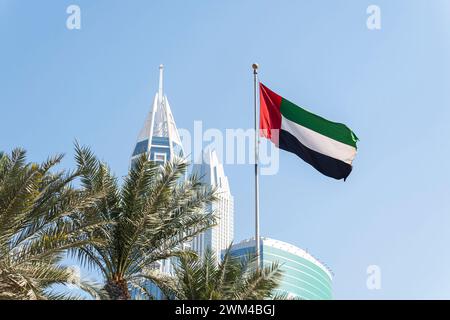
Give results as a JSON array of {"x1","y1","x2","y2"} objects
[{"x1": 281, "y1": 116, "x2": 356, "y2": 165}]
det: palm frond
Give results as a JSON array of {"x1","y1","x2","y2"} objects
[
  {"x1": 168, "y1": 245, "x2": 283, "y2": 300},
  {"x1": 0, "y1": 148, "x2": 109, "y2": 300},
  {"x1": 70, "y1": 145, "x2": 219, "y2": 300}
]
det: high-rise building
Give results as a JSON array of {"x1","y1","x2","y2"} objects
[
  {"x1": 191, "y1": 149, "x2": 234, "y2": 262},
  {"x1": 131, "y1": 65, "x2": 183, "y2": 166},
  {"x1": 131, "y1": 65, "x2": 184, "y2": 298},
  {"x1": 228, "y1": 237, "x2": 333, "y2": 300}
]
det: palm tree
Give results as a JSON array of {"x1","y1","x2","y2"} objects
[
  {"x1": 0, "y1": 149, "x2": 106, "y2": 300},
  {"x1": 72, "y1": 144, "x2": 217, "y2": 300},
  {"x1": 149, "y1": 245, "x2": 284, "y2": 300}
]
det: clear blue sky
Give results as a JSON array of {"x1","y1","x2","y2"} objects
[{"x1": 2, "y1": 0, "x2": 450, "y2": 299}]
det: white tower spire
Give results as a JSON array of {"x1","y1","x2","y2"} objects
[
  {"x1": 131, "y1": 65, "x2": 183, "y2": 165},
  {"x1": 158, "y1": 64, "x2": 164, "y2": 104}
]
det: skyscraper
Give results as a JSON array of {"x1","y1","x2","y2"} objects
[
  {"x1": 131, "y1": 65, "x2": 183, "y2": 165},
  {"x1": 229, "y1": 238, "x2": 333, "y2": 300},
  {"x1": 130, "y1": 65, "x2": 184, "y2": 296},
  {"x1": 191, "y1": 149, "x2": 234, "y2": 262}
]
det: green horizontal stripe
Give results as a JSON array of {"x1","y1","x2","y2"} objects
[{"x1": 280, "y1": 98, "x2": 358, "y2": 148}]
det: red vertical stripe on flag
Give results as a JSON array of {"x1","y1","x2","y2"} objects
[{"x1": 259, "y1": 83, "x2": 282, "y2": 143}]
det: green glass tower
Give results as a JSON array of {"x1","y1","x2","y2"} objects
[{"x1": 229, "y1": 237, "x2": 333, "y2": 300}]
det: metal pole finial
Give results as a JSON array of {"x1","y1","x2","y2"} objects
[{"x1": 252, "y1": 63, "x2": 259, "y2": 74}]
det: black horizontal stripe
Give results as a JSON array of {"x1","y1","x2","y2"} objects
[{"x1": 279, "y1": 130, "x2": 352, "y2": 180}]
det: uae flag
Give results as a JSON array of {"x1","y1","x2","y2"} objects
[{"x1": 260, "y1": 83, "x2": 358, "y2": 180}]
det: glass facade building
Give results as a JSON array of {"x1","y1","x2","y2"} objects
[
  {"x1": 130, "y1": 65, "x2": 185, "y2": 299},
  {"x1": 191, "y1": 149, "x2": 234, "y2": 262},
  {"x1": 229, "y1": 238, "x2": 333, "y2": 300}
]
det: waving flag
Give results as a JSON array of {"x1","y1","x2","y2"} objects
[{"x1": 260, "y1": 83, "x2": 358, "y2": 180}]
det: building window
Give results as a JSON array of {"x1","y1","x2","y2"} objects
[
  {"x1": 154, "y1": 152, "x2": 167, "y2": 163},
  {"x1": 213, "y1": 166, "x2": 218, "y2": 187},
  {"x1": 132, "y1": 139, "x2": 149, "y2": 156}
]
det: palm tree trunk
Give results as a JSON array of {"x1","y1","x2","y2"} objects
[{"x1": 104, "y1": 278, "x2": 130, "y2": 300}]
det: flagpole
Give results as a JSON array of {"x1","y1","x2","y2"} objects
[{"x1": 252, "y1": 63, "x2": 261, "y2": 270}]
